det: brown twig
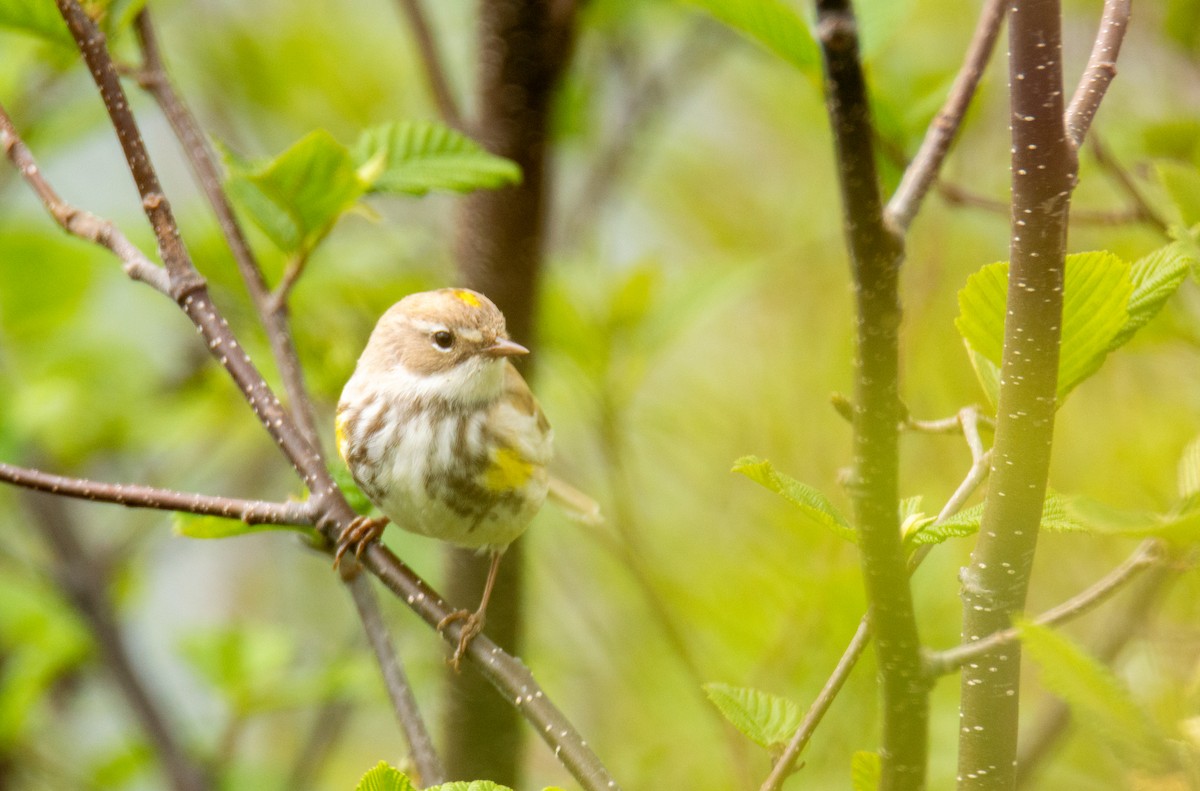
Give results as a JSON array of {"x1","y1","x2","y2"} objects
[
  {"x1": 0, "y1": 109, "x2": 169, "y2": 294},
  {"x1": 937, "y1": 180, "x2": 1156, "y2": 227},
  {"x1": 130, "y1": 9, "x2": 323, "y2": 452},
  {"x1": 1065, "y1": 0, "x2": 1130, "y2": 149},
  {"x1": 393, "y1": 0, "x2": 464, "y2": 130},
  {"x1": 885, "y1": 0, "x2": 1007, "y2": 232},
  {"x1": 346, "y1": 575, "x2": 445, "y2": 784},
  {"x1": 1089, "y1": 134, "x2": 1172, "y2": 235},
  {"x1": 929, "y1": 539, "x2": 1164, "y2": 675},
  {"x1": 0, "y1": 462, "x2": 316, "y2": 526},
  {"x1": 22, "y1": 490, "x2": 210, "y2": 791}
]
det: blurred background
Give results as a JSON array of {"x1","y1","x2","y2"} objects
[{"x1": 2, "y1": 0, "x2": 1200, "y2": 788}]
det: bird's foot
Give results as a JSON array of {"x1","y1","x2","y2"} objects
[
  {"x1": 332, "y1": 515, "x2": 390, "y2": 568},
  {"x1": 437, "y1": 608, "x2": 485, "y2": 671}
]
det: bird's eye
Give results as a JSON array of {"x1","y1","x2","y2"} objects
[{"x1": 432, "y1": 330, "x2": 454, "y2": 350}]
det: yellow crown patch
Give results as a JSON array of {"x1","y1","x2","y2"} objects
[{"x1": 451, "y1": 289, "x2": 481, "y2": 308}]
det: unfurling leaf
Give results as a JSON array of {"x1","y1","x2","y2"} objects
[
  {"x1": 907, "y1": 492, "x2": 1081, "y2": 547},
  {"x1": 1064, "y1": 495, "x2": 1200, "y2": 544},
  {"x1": 428, "y1": 783, "x2": 517, "y2": 791},
  {"x1": 354, "y1": 762, "x2": 418, "y2": 791},
  {"x1": 1018, "y1": 621, "x2": 1178, "y2": 775},
  {"x1": 851, "y1": 750, "x2": 881, "y2": 791},
  {"x1": 1178, "y1": 434, "x2": 1200, "y2": 499},
  {"x1": 1110, "y1": 242, "x2": 1196, "y2": 350},
  {"x1": 352, "y1": 121, "x2": 521, "y2": 196},
  {"x1": 703, "y1": 682, "x2": 802, "y2": 749},
  {"x1": 220, "y1": 130, "x2": 366, "y2": 255},
  {"x1": 732, "y1": 456, "x2": 854, "y2": 542}
]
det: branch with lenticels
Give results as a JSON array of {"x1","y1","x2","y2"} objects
[{"x1": 0, "y1": 3, "x2": 621, "y2": 789}]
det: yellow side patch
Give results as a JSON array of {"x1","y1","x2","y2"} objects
[
  {"x1": 451, "y1": 289, "x2": 481, "y2": 308},
  {"x1": 335, "y1": 411, "x2": 349, "y2": 463},
  {"x1": 483, "y1": 446, "x2": 533, "y2": 492}
]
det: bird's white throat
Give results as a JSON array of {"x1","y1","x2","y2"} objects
[{"x1": 383, "y1": 355, "x2": 506, "y2": 406}]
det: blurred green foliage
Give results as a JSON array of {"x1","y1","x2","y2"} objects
[{"x1": 2, "y1": 0, "x2": 1200, "y2": 789}]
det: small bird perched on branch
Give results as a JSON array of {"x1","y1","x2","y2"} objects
[{"x1": 334, "y1": 287, "x2": 597, "y2": 668}]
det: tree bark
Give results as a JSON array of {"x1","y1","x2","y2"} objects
[{"x1": 442, "y1": 1, "x2": 576, "y2": 784}]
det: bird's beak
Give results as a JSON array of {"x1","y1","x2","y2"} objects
[{"x1": 485, "y1": 338, "x2": 529, "y2": 358}]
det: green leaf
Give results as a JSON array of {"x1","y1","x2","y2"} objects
[
  {"x1": 908, "y1": 492, "x2": 1082, "y2": 547},
  {"x1": 702, "y1": 682, "x2": 802, "y2": 749},
  {"x1": 1178, "y1": 434, "x2": 1200, "y2": 499},
  {"x1": 1109, "y1": 242, "x2": 1195, "y2": 350},
  {"x1": 851, "y1": 750, "x2": 881, "y2": 791},
  {"x1": 682, "y1": 0, "x2": 818, "y2": 72},
  {"x1": 1065, "y1": 495, "x2": 1200, "y2": 543},
  {"x1": 0, "y1": 0, "x2": 74, "y2": 46},
  {"x1": 1156, "y1": 160, "x2": 1200, "y2": 228},
  {"x1": 352, "y1": 121, "x2": 521, "y2": 196},
  {"x1": 172, "y1": 512, "x2": 317, "y2": 541},
  {"x1": 428, "y1": 783, "x2": 516, "y2": 791},
  {"x1": 354, "y1": 762, "x2": 418, "y2": 791},
  {"x1": 1018, "y1": 620, "x2": 1177, "y2": 774},
  {"x1": 221, "y1": 129, "x2": 366, "y2": 255},
  {"x1": 732, "y1": 456, "x2": 855, "y2": 542},
  {"x1": 956, "y1": 252, "x2": 1134, "y2": 405}
]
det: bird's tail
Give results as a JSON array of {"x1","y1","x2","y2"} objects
[{"x1": 547, "y1": 474, "x2": 604, "y2": 526}]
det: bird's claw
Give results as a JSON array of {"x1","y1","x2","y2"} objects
[
  {"x1": 437, "y1": 608, "x2": 485, "y2": 671},
  {"x1": 333, "y1": 515, "x2": 389, "y2": 568}
]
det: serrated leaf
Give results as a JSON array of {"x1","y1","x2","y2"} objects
[
  {"x1": 428, "y1": 783, "x2": 516, "y2": 791},
  {"x1": 1065, "y1": 495, "x2": 1200, "y2": 543},
  {"x1": 703, "y1": 683, "x2": 802, "y2": 749},
  {"x1": 1178, "y1": 434, "x2": 1200, "y2": 499},
  {"x1": 957, "y1": 253, "x2": 1133, "y2": 405},
  {"x1": 732, "y1": 456, "x2": 854, "y2": 542},
  {"x1": 682, "y1": 0, "x2": 818, "y2": 72},
  {"x1": 221, "y1": 130, "x2": 366, "y2": 255},
  {"x1": 1109, "y1": 242, "x2": 1194, "y2": 350},
  {"x1": 908, "y1": 493, "x2": 1081, "y2": 546},
  {"x1": 172, "y1": 512, "x2": 317, "y2": 541},
  {"x1": 1156, "y1": 160, "x2": 1200, "y2": 228},
  {"x1": 351, "y1": 121, "x2": 521, "y2": 196},
  {"x1": 354, "y1": 762, "x2": 418, "y2": 791},
  {"x1": 1018, "y1": 620, "x2": 1177, "y2": 774},
  {"x1": 851, "y1": 750, "x2": 881, "y2": 791}
]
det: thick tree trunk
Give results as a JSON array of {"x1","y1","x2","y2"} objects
[{"x1": 442, "y1": 1, "x2": 575, "y2": 784}]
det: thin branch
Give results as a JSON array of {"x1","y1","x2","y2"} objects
[
  {"x1": 130, "y1": 9, "x2": 323, "y2": 452},
  {"x1": 358, "y1": 541, "x2": 619, "y2": 791},
  {"x1": 885, "y1": 0, "x2": 1007, "y2": 231},
  {"x1": 1065, "y1": 0, "x2": 1131, "y2": 148},
  {"x1": 1089, "y1": 134, "x2": 1172, "y2": 235},
  {"x1": 0, "y1": 108, "x2": 169, "y2": 294},
  {"x1": 55, "y1": 0, "x2": 200, "y2": 295},
  {"x1": 929, "y1": 539, "x2": 1164, "y2": 675},
  {"x1": 814, "y1": 0, "x2": 926, "y2": 783},
  {"x1": 21, "y1": 490, "x2": 210, "y2": 791},
  {"x1": 560, "y1": 17, "x2": 726, "y2": 243},
  {"x1": 760, "y1": 409, "x2": 992, "y2": 791},
  {"x1": 346, "y1": 575, "x2": 445, "y2": 785},
  {"x1": 759, "y1": 618, "x2": 871, "y2": 791},
  {"x1": 393, "y1": 0, "x2": 463, "y2": 130},
  {"x1": 937, "y1": 180, "x2": 1158, "y2": 227},
  {"x1": 1016, "y1": 560, "x2": 1178, "y2": 786},
  {"x1": 0, "y1": 462, "x2": 316, "y2": 526}
]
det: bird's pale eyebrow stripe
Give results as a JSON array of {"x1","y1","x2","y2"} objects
[
  {"x1": 457, "y1": 329, "x2": 483, "y2": 343},
  {"x1": 409, "y1": 319, "x2": 449, "y2": 334}
]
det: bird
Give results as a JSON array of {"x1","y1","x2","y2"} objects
[{"x1": 332, "y1": 287, "x2": 593, "y2": 668}]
